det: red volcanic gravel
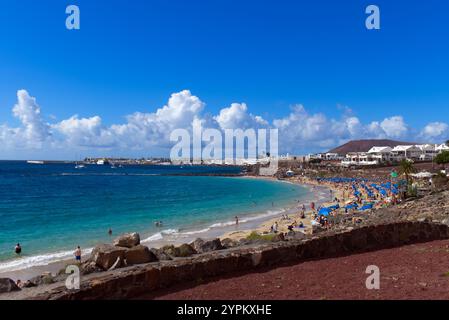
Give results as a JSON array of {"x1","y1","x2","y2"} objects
[{"x1": 140, "y1": 239, "x2": 449, "y2": 300}]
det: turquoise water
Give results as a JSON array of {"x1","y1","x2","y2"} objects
[{"x1": 0, "y1": 161, "x2": 308, "y2": 271}]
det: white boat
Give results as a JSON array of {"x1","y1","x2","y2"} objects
[
  {"x1": 27, "y1": 160, "x2": 44, "y2": 165},
  {"x1": 75, "y1": 163, "x2": 85, "y2": 169},
  {"x1": 96, "y1": 159, "x2": 109, "y2": 165}
]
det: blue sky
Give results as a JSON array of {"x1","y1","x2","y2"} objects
[{"x1": 0, "y1": 0, "x2": 448, "y2": 159}]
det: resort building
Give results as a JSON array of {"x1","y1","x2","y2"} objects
[
  {"x1": 416, "y1": 144, "x2": 439, "y2": 161},
  {"x1": 340, "y1": 143, "x2": 448, "y2": 167},
  {"x1": 367, "y1": 146, "x2": 394, "y2": 162},
  {"x1": 436, "y1": 144, "x2": 449, "y2": 153},
  {"x1": 341, "y1": 152, "x2": 379, "y2": 167},
  {"x1": 391, "y1": 145, "x2": 422, "y2": 161}
]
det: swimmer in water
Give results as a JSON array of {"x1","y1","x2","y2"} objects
[{"x1": 15, "y1": 243, "x2": 22, "y2": 255}]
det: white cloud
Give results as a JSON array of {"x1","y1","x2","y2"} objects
[
  {"x1": 0, "y1": 89, "x2": 445, "y2": 158},
  {"x1": 214, "y1": 103, "x2": 268, "y2": 130},
  {"x1": 420, "y1": 122, "x2": 449, "y2": 140},
  {"x1": 379, "y1": 116, "x2": 408, "y2": 139}
]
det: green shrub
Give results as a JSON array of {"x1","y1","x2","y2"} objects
[
  {"x1": 435, "y1": 151, "x2": 449, "y2": 165},
  {"x1": 246, "y1": 231, "x2": 277, "y2": 241}
]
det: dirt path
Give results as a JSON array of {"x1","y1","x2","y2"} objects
[{"x1": 139, "y1": 239, "x2": 449, "y2": 300}]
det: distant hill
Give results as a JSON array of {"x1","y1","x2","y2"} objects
[{"x1": 328, "y1": 139, "x2": 417, "y2": 155}]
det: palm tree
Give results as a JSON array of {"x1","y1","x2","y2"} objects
[{"x1": 398, "y1": 159, "x2": 417, "y2": 186}]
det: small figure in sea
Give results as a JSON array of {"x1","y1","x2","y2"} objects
[
  {"x1": 74, "y1": 246, "x2": 82, "y2": 264},
  {"x1": 108, "y1": 228, "x2": 113, "y2": 236},
  {"x1": 15, "y1": 243, "x2": 22, "y2": 255},
  {"x1": 235, "y1": 216, "x2": 239, "y2": 226}
]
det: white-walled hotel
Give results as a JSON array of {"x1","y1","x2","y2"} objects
[{"x1": 340, "y1": 144, "x2": 449, "y2": 166}]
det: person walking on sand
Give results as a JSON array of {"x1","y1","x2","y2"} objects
[
  {"x1": 15, "y1": 243, "x2": 22, "y2": 255},
  {"x1": 74, "y1": 246, "x2": 82, "y2": 263}
]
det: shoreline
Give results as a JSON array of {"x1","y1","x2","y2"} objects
[{"x1": 0, "y1": 176, "x2": 331, "y2": 282}]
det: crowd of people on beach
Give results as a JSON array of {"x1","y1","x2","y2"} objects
[{"x1": 262, "y1": 172, "x2": 406, "y2": 236}]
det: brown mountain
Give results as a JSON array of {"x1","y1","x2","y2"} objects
[{"x1": 328, "y1": 139, "x2": 417, "y2": 155}]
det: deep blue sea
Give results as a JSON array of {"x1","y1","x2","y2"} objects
[{"x1": 0, "y1": 161, "x2": 309, "y2": 272}]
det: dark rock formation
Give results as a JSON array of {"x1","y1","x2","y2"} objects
[
  {"x1": 176, "y1": 244, "x2": 197, "y2": 257},
  {"x1": 221, "y1": 238, "x2": 238, "y2": 248},
  {"x1": 0, "y1": 278, "x2": 20, "y2": 293},
  {"x1": 29, "y1": 273, "x2": 55, "y2": 286},
  {"x1": 160, "y1": 244, "x2": 196, "y2": 258},
  {"x1": 150, "y1": 248, "x2": 172, "y2": 261},
  {"x1": 191, "y1": 238, "x2": 224, "y2": 253}
]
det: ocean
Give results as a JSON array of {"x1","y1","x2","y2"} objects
[{"x1": 0, "y1": 161, "x2": 311, "y2": 273}]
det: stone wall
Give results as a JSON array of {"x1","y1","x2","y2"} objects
[{"x1": 33, "y1": 221, "x2": 449, "y2": 300}]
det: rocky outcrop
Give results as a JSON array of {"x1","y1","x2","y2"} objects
[
  {"x1": 160, "y1": 244, "x2": 197, "y2": 258},
  {"x1": 113, "y1": 233, "x2": 140, "y2": 248},
  {"x1": 150, "y1": 248, "x2": 172, "y2": 261},
  {"x1": 176, "y1": 244, "x2": 197, "y2": 257},
  {"x1": 91, "y1": 244, "x2": 127, "y2": 270},
  {"x1": 125, "y1": 245, "x2": 158, "y2": 265},
  {"x1": 191, "y1": 238, "x2": 224, "y2": 253},
  {"x1": 221, "y1": 238, "x2": 238, "y2": 248},
  {"x1": 29, "y1": 273, "x2": 55, "y2": 286},
  {"x1": 0, "y1": 278, "x2": 20, "y2": 293}
]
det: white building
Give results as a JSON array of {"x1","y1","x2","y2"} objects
[
  {"x1": 341, "y1": 152, "x2": 378, "y2": 167},
  {"x1": 436, "y1": 144, "x2": 449, "y2": 153},
  {"x1": 416, "y1": 144, "x2": 438, "y2": 161},
  {"x1": 367, "y1": 146, "x2": 394, "y2": 162},
  {"x1": 391, "y1": 145, "x2": 422, "y2": 161}
]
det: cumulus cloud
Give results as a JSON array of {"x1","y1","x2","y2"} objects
[
  {"x1": 379, "y1": 116, "x2": 408, "y2": 139},
  {"x1": 214, "y1": 103, "x2": 268, "y2": 130},
  {"x1": 0, "y1": 90, "x2": 51, "y2": 150},
  {"x1": 0, "y1": 89, "x2": 446, "y2": 158},
  {"x1": 420, "y1": 122, "x2": 449, "y2": 140}
]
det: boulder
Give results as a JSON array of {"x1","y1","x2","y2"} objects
[
  {"x1": 125, "y1": 245, "x2": 158, "y2": 265},
  {"x1": 161, "y1": 244, "x2": 196, "y2": 257},
  {"x1": 191, "y1": 238, "x2": 205, "y2": 251},
  {"x1": 176, "y1": 244, "x2": 197, "y2": 257},
  {"x1": 150, "y1": 248, "x2": 172, "y2": 261},
  {"x1": 29, "y1": 273, "x2": 55, "y2": 286},
  {"x1": 0, "y1": 278, "x2": 20, "y2": 293},
  {"x1": 191, "y1": 238, "x2": 224, "y2": 253},
  {"x1": 91, "y1": 244, "x2": 127, "y2": 270},
  {"x1": 113, "y1": 232, "x2": 140, "y2": 248},
  {"x1": 221, "y1": 238, "x2": 238, "y2": 248},
  {"x1": 80, "y1": 261, "x2": 103, "y2": 275},
  {"x1": 22, "y1": 280, "x2": 37, "y2": 288},
  {"x1": 161, "y1": 245, "x2": 179, "y2": 257}
]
